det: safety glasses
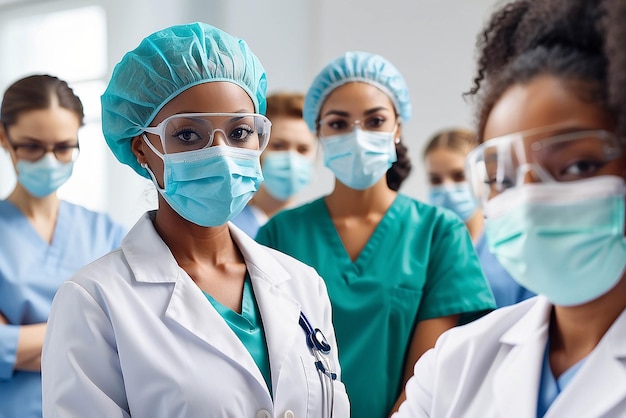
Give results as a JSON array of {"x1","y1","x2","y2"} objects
[
  {"x1": 465, "y1": 127, "x2": 623, "y2": 204},
  {"x1": 143, "y1": 113, "x2": 272, "y2": 154}
]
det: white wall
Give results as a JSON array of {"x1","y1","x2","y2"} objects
[{"x1": 1, "y1": 0, "x2": 501, "y2": 229}]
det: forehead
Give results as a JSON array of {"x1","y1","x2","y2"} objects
[
  {"x1": 152, "y1": 82, "x2": 255, "y2": 125},
  {"x1": 484, "y1": 75, "x2": 614, "y2": 142},
  {"x1": 269, "y1": 116, "x2": 315, "y2": 145},
  {"x1": 425, "y1": 147, "x2": 466, "y2": 172},
  {"x1": 10, "y1": 106, "x2": 80, "y2": 141},
  {"x1": 320, "y1": 82, "x2": 395, "y2": 116}
]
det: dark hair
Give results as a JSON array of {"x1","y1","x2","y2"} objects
[
  {"x1": 1, "y1": 74, "x2": 84, "y2": 128},
  {"x1": 386, "y1": 139, "x2": 412, "y2": 191},
  {"x1": 422, "y1": 128, "x2": 477, "y2": 160},
  {"x1": 467, "y1": 0, "x2": 626, "y2": 141},
  {"x1": 265, "y1": 92, "x2": 305, "y2": 120}
]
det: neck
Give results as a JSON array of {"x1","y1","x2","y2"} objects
[
  {"x1": 464, "y1": 210, "x2": 484, "y2": 241},
  {"x1": 325, "y1": 178, "x2": 396, "y2": 218},
  {"x1": 8, "y1": 184, "x2": 60, "y2": 221},
  {"x1": 249, "y1": 186, "x2": 291, "y2": 218},
  {"x1": 153, "y1": 196, "x2": 243, "y2": 266},
  {"x1": 549, "y1": 275, "x2": 626, "y2": 374}
]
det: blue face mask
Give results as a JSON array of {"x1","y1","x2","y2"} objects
[
  {"x1": 321, "y1": 127, "x2": 397, "y2": 190},
  {"x1": 16, "y1": 153, "x2": 74, "y2": 198},
  {"x1": 429, "y1": 182, "x2": 478, "y2": 221},
  {"x1": 485, "y1": 176, "x2": 626, "y2": 306},
  {"x1": 143, "y1": 137, "x2": 263, "y2": 227},
  {"x1": 262, "y1": 151, "x2": 314, "y2": 201}
]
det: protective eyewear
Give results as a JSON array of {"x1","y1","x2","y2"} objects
[
  {"x1": 318, "y1": 114, "x2": 397, "y2": 139},
  {"x1": 465, "y1": 127, "x2": 623, "y2": 204},
  {"x1": 143, "y1": 113, "x2": 271, "y2": 154},
  {"x1": 5, "y1": 135, "x2": 79, "y2": 163}
]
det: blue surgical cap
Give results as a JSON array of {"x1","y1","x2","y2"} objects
[
  {"x1": 303, "y1": 51, "x2": 411, "y2": 131},
  {"x1": 101, "y1": 22, "x2": 267, "y2": 177}
]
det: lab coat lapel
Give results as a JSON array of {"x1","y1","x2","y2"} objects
[
  {"x1": 229, "y1": 224, "x2": 302, "y2": 392},
  {"x1": 124, "y1": 214, "x2": 268, "y2": 393},
  {"x1": 546, "y1": 308, "x2": 626, "y2": 417},
  {"x1": 493, "y1": 297, "x2": 552, "y2": 417}
]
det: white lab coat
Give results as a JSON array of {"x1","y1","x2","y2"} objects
[
  {"x1": 41, "y1": 212, "x2": 350, "y2": 418},
  {"x1": 394, "y1": 296, "x2": 626, "y2": 418}
]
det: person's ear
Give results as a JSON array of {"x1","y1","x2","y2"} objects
[
  {"x1": 395, "y1": 123, "x2": 403, "y2": 144},
  {"x1": 131, "y1": 135, "x2": 148, "y2": 166},
  {"x1": 0, "y1": 124, "x2": 9, "y2": 151}
]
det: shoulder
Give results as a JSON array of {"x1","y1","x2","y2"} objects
[
  {"x1": 268, "y1": 198, "x2": 325, "y2": 224},
  {"x1": 435, "y1": 297, "x2": 540, "y2": 353},
  {"x1": 395, "y1": 194, "x2": 465, "y2": 227}
]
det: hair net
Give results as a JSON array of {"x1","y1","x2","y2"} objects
[
  {"x1": 303, "y1": 51, "x2": 412, "y2": 131},
  {"x1": 101, "y1": 22, "x2": 267, "y2": 177}
]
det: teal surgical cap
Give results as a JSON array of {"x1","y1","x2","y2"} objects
[
  {"x1": 303, "y1": 51, "x2": 411, "y2": 131},
  {"x1": 101, "y1": 22, "x2": 267, "y2": 177}
]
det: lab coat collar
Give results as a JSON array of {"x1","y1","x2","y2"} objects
[
  {"x1": 121, "y1": 213, "x2": 302, "y2": 398},
  {"x1": 494, "y1": 296, "x2": 626, "y2": 417},
  {"x1": 493, "y1": 296, "x2": 551, "y2": 417}
]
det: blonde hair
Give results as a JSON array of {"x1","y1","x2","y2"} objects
[{"x1": 422, "y1": 128, "x2": 477, "y2": 159}]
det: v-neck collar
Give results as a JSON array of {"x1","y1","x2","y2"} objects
[
  {"x1": 0, "y1": 199, "x2": 68, "y2": 249},
  {"x1": 317, "y1": 194, "x2": 409, "y2": 268}
]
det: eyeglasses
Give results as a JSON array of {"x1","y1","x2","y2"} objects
[
  {"x1": 6, "y1": 135, "x2": 80, "y2": 163},
  {"x1": 465, "y1": 127, "x2": 623, "y2": 204},
  {"x1": 318, "y1": 114, "x2": 397, "y2": 139},
  {"x1": 143, "y1": 113, "x2": 272, "y2": 154}
]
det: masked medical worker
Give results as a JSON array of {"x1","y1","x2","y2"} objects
[
  {"x1": 233, "y1": 92, "x2": 316, "y2": 238},
  {"x1": 393, "y1": 0, "x2": 626, "y2": 416},
  {"x1": 423, "y1": 128, "x2": 535, "y2": 308},
  {"x1": 256, "y1": 51, "x2": 496, "y2": 418},
  {"x1": 41, "y1": 23, "x2": 349, "y2": 418},
  {"x1": 0, "y1": 74, "x2": 125, "y2": 418}
]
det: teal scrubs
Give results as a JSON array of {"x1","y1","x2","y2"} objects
[
  {"x1": 257, "y1": 194, "x2": 495, "y2": 418},
  {"x1": 0, "y1": 200, "x2": 125, "y2": 418},
  {"x1": 202, "y1": 274, "x2": 272, "y2": 394}
]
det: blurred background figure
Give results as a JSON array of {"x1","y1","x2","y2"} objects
[
  {"x1": 232, "y1": 92, "x2": 316, "y2": 237},
  {"x1": 423, "y1": 127, "x2": 534, "y2": 307},
  {"x1": 0, "y1": 74, "x2": 125, "y2": 418}
]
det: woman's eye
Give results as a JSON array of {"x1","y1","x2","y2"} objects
[
  {"x1": 229, "y1": 125, "x2": 254, "y2": 141},
  {"x1": 485, "y1": 176, "x2": 514, "y2": 190},
  {"x1": 172, "y1": 128, "x2": 202, "y2": 144},
  {"x1": 327, "y1": 120, "x2": 348, "y2": 130},
  {"x1": 452, "y1": 171, "x2": 466, "y2": 182},
  {"x1": 365, "y1": 117, "x2": 386, "y2": 129},
  {"x1": 559, "y1": 159, "x2": 604, "y2": 180}
]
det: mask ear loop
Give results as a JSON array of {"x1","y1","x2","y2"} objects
[{"x1": 140, "y1": 134, "x2": 167, "y2": 193}]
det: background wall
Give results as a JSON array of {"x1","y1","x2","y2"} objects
[{"x1": 0, "y1": 0, "x2": 502, "y2": 229}]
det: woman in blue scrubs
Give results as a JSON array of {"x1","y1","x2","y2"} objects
[
  {"x1": 423, "y1": 128, "x2": 535, "y2": 307},
  {"x1": 256, "y1": 51, "x2": 496, "y2": 418},
  {"x1": 0, "y1": 74, "x2": 125, "y2": 418}
]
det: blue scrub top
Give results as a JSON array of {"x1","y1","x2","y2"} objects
[
  {"x1": 475, "y1": 233, "x2": 535, "y2": 308},
  {"x1": 231, "y1": 204, "x2": 267, "y2": 238},
  {"x1": 0, "y1": 200, "x2": 125, "y2": 418}
]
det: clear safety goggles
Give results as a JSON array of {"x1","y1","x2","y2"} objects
[
  {"x1": 465, "y1": 127, "x2": 624, "y2": 204},
  {"x1": 318, "y1": 114, "x2": 398, "y2": 139},
  {"x1": 143, "y1": 113, "x2": 272, "y2": 154}
]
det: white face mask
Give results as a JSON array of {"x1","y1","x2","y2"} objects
[
  {"x1": 321, "y1": 127, "x2": 397, "y2": 190},
  {"x1": 485, "y1": 175, "x2": 626, "y2": 306}
]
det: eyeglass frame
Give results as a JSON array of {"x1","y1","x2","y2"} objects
[
  {"x1": 317, "y1": 113, "x2": 400, "y2": 140},
  {"x1": 3, "y1": 129, "x2": 80, "y2": 163},
  {"x1": 141, "y1": 112, "x2": 272, "y2": 154},
  {"x1": 465, "y1": 126, "x2": 624, "y2": 204}
]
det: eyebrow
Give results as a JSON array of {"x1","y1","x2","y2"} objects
[
  {"x1": 321, "y1": 106, "x2": 392, "y2": 119},
  {"x1": 12, "y1": 136, "x2": 77, "y2": 145}
]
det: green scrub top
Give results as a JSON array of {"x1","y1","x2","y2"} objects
[
  {"x1": 257, "y1": 194, "x2": 495, "y2": 418},
  {"x1": 202, "y1": 274, "x2": 272, "y2": 395}
]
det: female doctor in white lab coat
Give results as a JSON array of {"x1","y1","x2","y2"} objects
[
  {"x1": 41, "y1": 22, "x2": 349, "y2": 418},
  {"x1": 393, "y1": 0, "x2": 626, "y2": 417}
]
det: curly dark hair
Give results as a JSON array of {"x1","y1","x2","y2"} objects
[
  {"x1": 386, "y1": 139, "x2": 412, "y2": 191},
  {"x1": 467, "y1": 0, "x2": 626, "y2": 141}
]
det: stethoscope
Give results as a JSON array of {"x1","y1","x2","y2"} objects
[{"x1": 299, "y1": 312, "x2": 336, "y2": 418}]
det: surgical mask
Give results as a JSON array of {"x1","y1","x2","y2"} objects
[
  {"x1": 321, "y1": 127, "x2": 397, "y2": 190},
  {"x1": 16, "y1": 153, "x2": 74, "y2": 197},
  {"x1": 262, "y1": 151, "x2": 314, "y2": 201},
  {"x1": 429, "y1": 182, "x2": 478, "y2": 221},
  {"x1": 485, "y1": 176, "x2": 626, "y2": 306},
  {"x1": 143, "y1": 137, "x2": 263, "y2": 227}
]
